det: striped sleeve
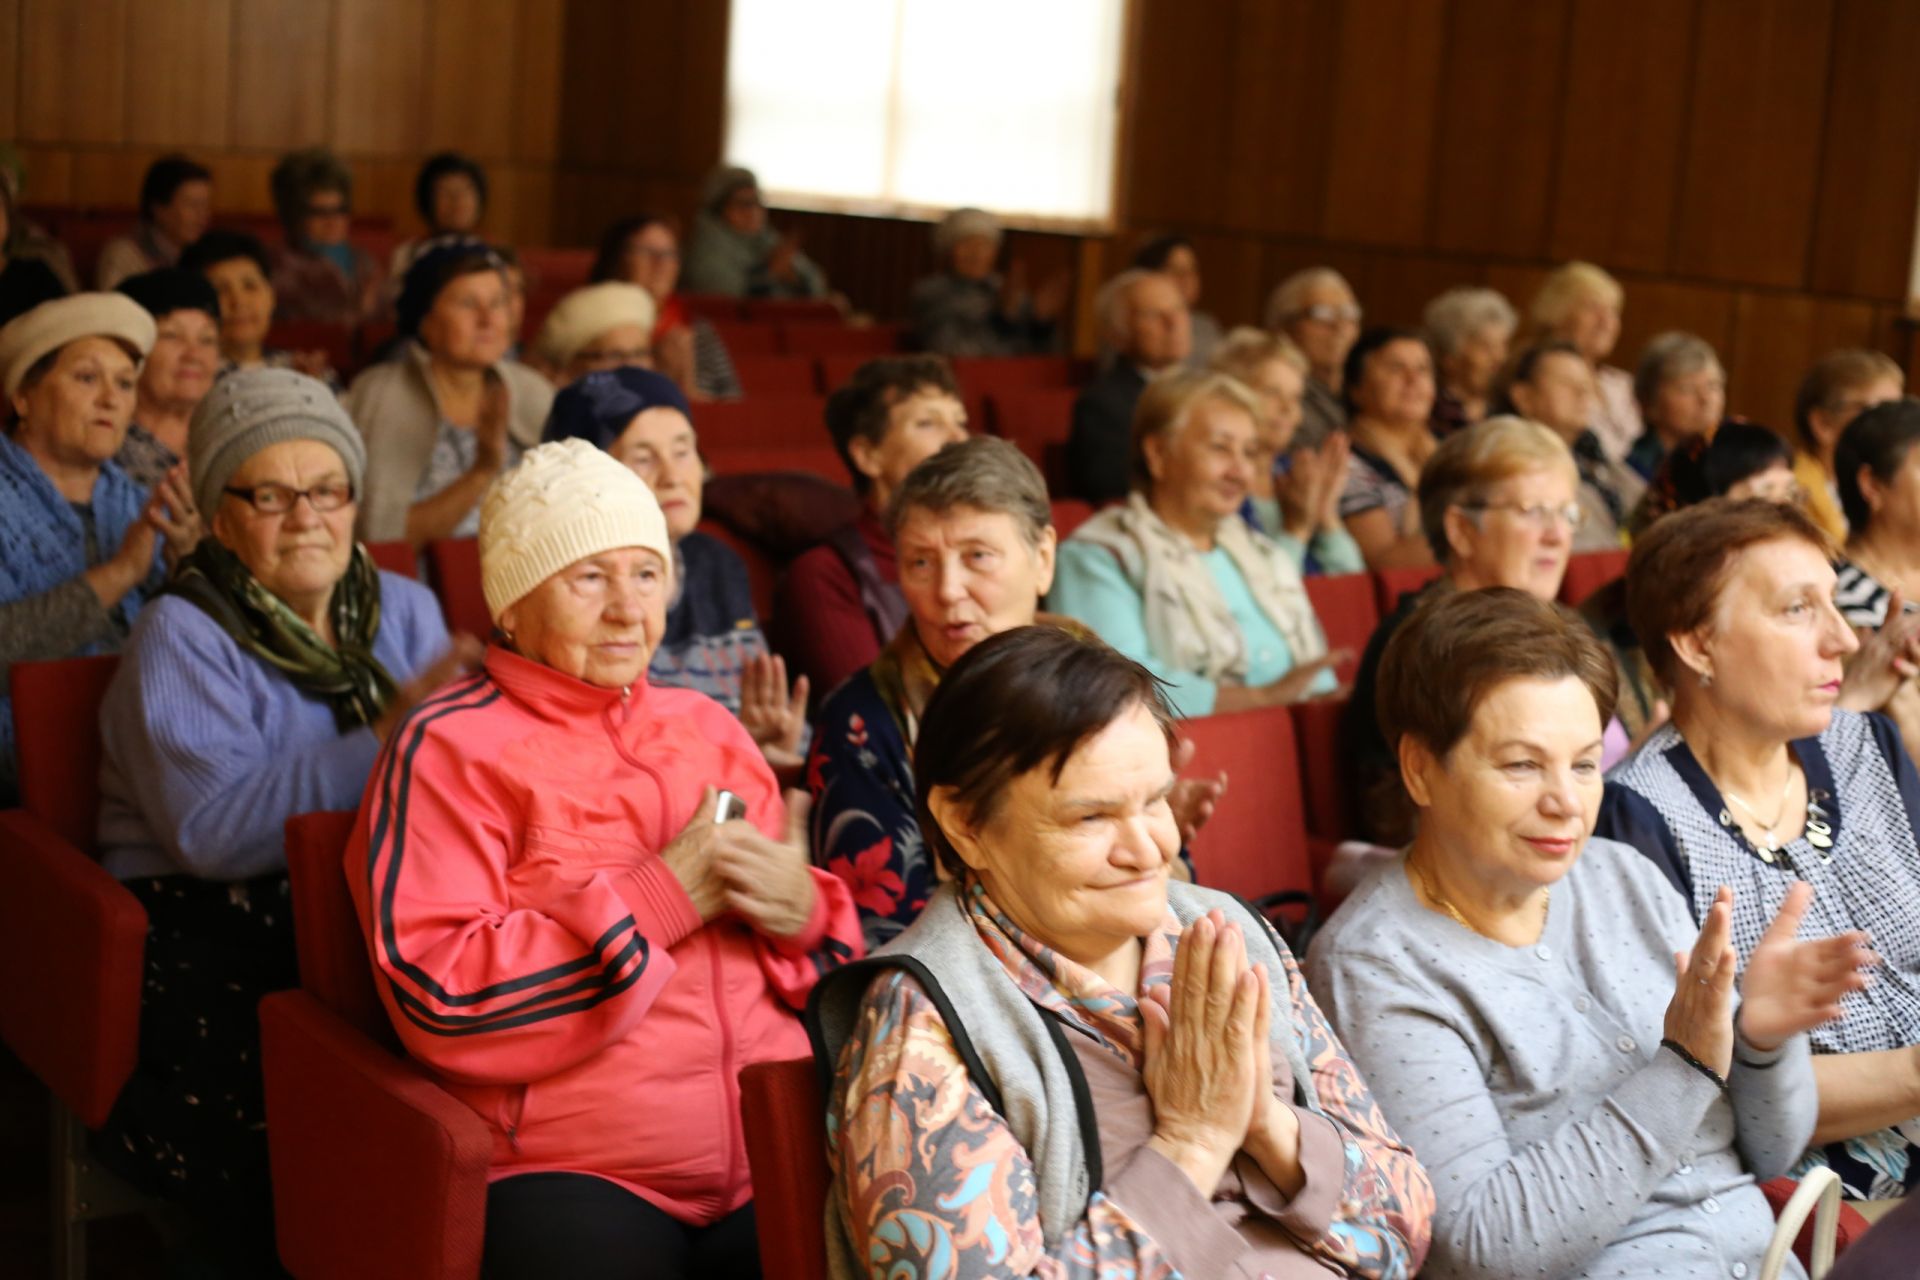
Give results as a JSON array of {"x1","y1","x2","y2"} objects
[{"x1": 352, "y1": 678, "x2": 682, "y2": 1085}]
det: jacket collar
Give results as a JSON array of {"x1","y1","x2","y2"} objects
[{"x1": 484, "y1": 644, "x2": 651, "y2": 722}]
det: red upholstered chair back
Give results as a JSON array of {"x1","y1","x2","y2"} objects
[
  {"x1": 779, "y1": 323, "x2": 906, "y2": 358},
  {"x1": 1178, "y1": 705, "x2": 1313, "y2": 901},
  {"x1": 697, "y1": 397, "x2": 830, "y2": 450},
  {"x1": 1372, "y1": 564, "x2": 1444, "y2": 618},
  {"x1": 427, "y1": 538, "x2": 493, "y2": 639},
  {"x1": 1290, "y1": 697, "x2": 1353, "y2": 847},
  {"x1": 739, "y1": 1057, "x2": 831, "y2": 1280},
  {"x1": 1302, "y1": 572, "x2": 1379, "y2": 686},
  {"x1": 951, "y1": 355, "x2": 1076, "y2": 397},
  {"x1": 1049, "y1": 498, "x2": 1096, "y2": 540},
  {"x1": 987, "y1": 387, "x2": 1078, "y2": 456},
  {"x1": 363, "y1": 540, "x2": 421, "y2": 579},
  {"x1": 11, "y1": 653, "x2": 120, "y2": 851},
  {"x1": 1560, "y1": 548, "x2": 1630, "y2": 607},
  {"x1": 732, "y1": 355, "x2": 825, "y2": 397},
  {"x1": 284, "y1": 810, "x2": 390, "y2": 1041}
]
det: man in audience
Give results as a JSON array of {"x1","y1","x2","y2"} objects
[
  {"x1": 1266, "y1": 266, "x2": 1362, "y2": 447},
  {"x1": 96, "y1": 155, "x2": 213, "y2": 289},
  {"x1": 1493, "y1": 339, "x2": 1643, "y2": 550},
  {"x1": 1065, "y1": 268, "x2": 1189, "y2": 504}
]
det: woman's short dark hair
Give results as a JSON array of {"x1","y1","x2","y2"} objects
[
  {"x1": 1342, "y1": 326, "x2": 1429, "y2": 416},
  {"x1": 396, "y1": 239, "x2": 506, "y2": 339},
  {"x1": 1131, "y1": 233, "x2": 1192, "y2": 272},
  {"x1": 1627, "y1": 498, "x2": 1834, "y2": 689},
  {"x1": 414, "y1": 151, "x2": 488, "y2": 227},
  {"x1": 139, "y1": 154, "x2": 210, "y2": 221},
  {"x1": 1488, "y1": 338, "x2": 1583, "y2": 415},
  {"x1": 915, "y1": 626, "x2": 1176, "y2": 879},
  {"x1": 824, "y1": 355, "x2": 961, "y2": 495},
  {"x1": 590, "y1": 213, "x2": 677, "y2": 284},
  {"x1": 1835, "y1": 398, "x2": 1920, "y2": 533},
  {"x1": 1377, "y1": 586, "x2": 1619, "y2": 760},
  {"x1": 179, "y1": 228, "x2": 271, "y2": 279},
  {"x1": 1635, "y1": 421, "x2": 1793, "y2": 533}
]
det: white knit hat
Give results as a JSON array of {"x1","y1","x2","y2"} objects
[
  {"x1": 478, "y1": 438, "x2": 671, "y2": 620},
  {"x1": 534, "y1": 282, "x2": 658, "y2": 369}
]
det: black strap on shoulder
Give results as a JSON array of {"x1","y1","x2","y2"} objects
[
  {"x1": 1038, "y1": 1008, "x2": 1103, "y2": 1197},
  {"x1": 804, "y1": 954, "x2": 1007, "y2": 1118}
]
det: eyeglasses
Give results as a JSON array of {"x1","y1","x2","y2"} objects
[
  {"x1": 1463, "y1": 500, "x2": 1584, "y2": 530},
  {"x1": 224, "y1": 481, "x2": 354, "y2": 514},
  {"x1": 1300, "y1": 304, "x2": 1362, "y2": 325},
  {"x1": 305, "y1": 201, "x2": 350, "y2": 218}
]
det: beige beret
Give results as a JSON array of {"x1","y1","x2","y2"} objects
[
  {"x1": 535, "y1": 282, "x2": 658, "y2": 369},
  {"x1": 0, "y1": 293, "x2": 157, "y2": 400}
]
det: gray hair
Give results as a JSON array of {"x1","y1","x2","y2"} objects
[
  {"x1": 1264, "y1": 266, "x2": 1355, "y2": 332},
  {"x1": 933, "y1": 207, "x2": 1002, "y2": 259},
  {"x1": 1633, "y1": 331, "x2": 1723, "y2": 410},
  {"x1": 886, "y1": 435, "x2": 1051, "y2": 546},
  {"x1": 1423, "y1": 287, "x2": 1518, "y2": 358},
  {"x1": 1095, "y1": 268, "x2": 1162, "y2": 346}
]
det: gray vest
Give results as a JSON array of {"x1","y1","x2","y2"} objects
[{"x1": 806, "y1": 880, "x2": 1324, "y2": 1279}]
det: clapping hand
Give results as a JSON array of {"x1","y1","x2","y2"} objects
[
  {"x1": 1167, "y1": 736, "x2": 1227, "y2": 845},
  {"x1": 1839, "y1": 588, "x2": 1920, "y2": 714},
  {"x1": 739, "y1": 653, "x2": 809, "y2": 759},
  {"x1": 1736, "y1": 881, "x2": 1876, "y2": 1052},
  {"x1": 1664, "y1": 887, "x2": 1741, "y2": 1076}
]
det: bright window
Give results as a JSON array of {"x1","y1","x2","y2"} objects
[{"x1": 724, "y1": 0, "x2": 1128, "y2": 226}]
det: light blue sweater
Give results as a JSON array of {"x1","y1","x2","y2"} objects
[{"x1": 97, "y1": 572, "x2": 450, "y2": 881}]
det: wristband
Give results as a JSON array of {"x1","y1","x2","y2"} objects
[{"x1": 1661, "y1": 1038, "x2": 1730, "y2": 1095}]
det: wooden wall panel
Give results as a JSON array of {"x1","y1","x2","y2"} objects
[
  {"x1": 329, "y1": 0, "x2": 426, "y2": 156},
  {"x1": 1613, "y1": 280, "x2": 1739, "y2": 376},
  {"x1": 1320, "y1": 0, "x2": 1445, "y2": 248},
  {"x1": 512, "y1": 0, "x2": 565, "y2": 163},
  {"x1": 19, "y1": 0, "x2": 128, "y2": 144},
  {"x1": 231, "y1": 0, "x2": 331, "y2": 150},
  {"x1": 125, "y1": 0, "x2": 232, "y2": 148},
  {"x1": 1808, "y1": 0, "x2": 1920, "y2": 300},
  {"x1": 1728, "y1": 292, "x2": 1877, "y2": 429},
  {"x1": 1427, "y1": 0, "x2": 1569, "y2": 257},
  {"x1": 1123, "y1": 0, "x2": 1234, "y2": 228},
  {"x1": 1218, "y1": 0, "x2": 1339, "y2": 238},
  {"x1": 1672, "y1": 0, "x2": 1834, "y2": 288},
  {"x1": 0, "y1": 0, "x2": 20, "y2": 140},
  {"x1": 1547, "y1": 0, "x2": 1694, "y2": 273},
  {"x1": 426, "y1": 0, "x2": 516, "y2": 159}
]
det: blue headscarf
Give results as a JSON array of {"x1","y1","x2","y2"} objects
[
  {"x1": 542, "y1": 367, "x2": 692, "y2": 451},
  {"x1": 395, "y1": 235, "x2": 504, "y2": 339}
]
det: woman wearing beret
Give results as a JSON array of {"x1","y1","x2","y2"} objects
[
  {"x1": 0, "y1": 293, "x2": 195, "y2": 802},
  {"x1": 343, "y1": 237, "x2": 553, "y2": 544},
  {"x1": 93, "y1": 367, "x2": 471, "y2": 1270},
  {"x1": 533, "y1": 281, "x2": 658, "y2": 387}
]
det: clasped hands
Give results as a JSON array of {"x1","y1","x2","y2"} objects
[
  {"x1": 1141, "y1": 908, "x2": 1304, "y2": 1198},
  {"x1": 662, "y1": 785, "x2": 817, "y2": 941}
]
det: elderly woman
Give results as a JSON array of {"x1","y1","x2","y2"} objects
[
  {"x1": 1835, "y1": 399, "x2": 1920, "y2": 631},
  {"x1": 95, "y1": 154, "x2": 213, "y2": 290},
  {"x1": 911, "y1": 207, "x2": 1064, "y2": 358},
  {"x1": 1342, "y1": 416, "x2": 1582, "y2": 845},
  {"x1": 1494, "y1": 339, "x2": 1644, "y2": 549},
  {"x1": 344, "y1": 238, "x2": 552, "y2": 544},
  {"x1": 591, "y1": 212, "x2": 741, "y2": 400},
  {"x1": 177, "y1": 229, "x2": 334, "y2": 387},
  {"x1": 811, "y1": 624, "x2": 1434, "y2": 1276},
  {"x1": 1597, "y1": 499, "x2": 1920, "y2": 1201},
  {"x1": 1423, "y1": 286, "x2": 1516, "y2": 433},
  {"x1": 268, "y1": 146, "x2": 383, "y2": 326},
  {"x1": 1265, "y1": 266, "x2": 1362, "y2": 448},
  {"x1": 1211, "y1": 327, "x2": 1355, "y2": 551},
  {"x1": 0, "y1": 293, "x2": 192, "y2": 802},
  {"x1": 92, "y1": 369, "x2": 463, "y2": 1268},
  {"x1": 389, "y1": 151, "x2": 488, "y2": 283},
  {"x1": 1530, "y1": 261, "x2": 1643, "y2": 462},
  {"x1": 347, "y1": 439, "x2": 862, "y2": 1277},
  {"x1": 542, "y1": 367, "x2": 805, "y2": 758},
  {"x1": 114, "y1": 267, "x2": 220, "y2": 489},
  {"x1": 532, "y1": 280, "x2": 657, "y2": 386},
  {"x1": 1310, "y1": 586, "x2": 1867, "y2": 1278},
  {"x1": 775, "y1": 355, "x2": 970, "y2": 695},
  {"x1": 1134, "y1": 233, "x2": 1222, "y2": 365},
  {"x1": 1631, "y1": 420, "x2": 1797, "y2": 535},
  {"x1": 1049, "y1": 370, "x2": 1344, "y2": 718},
  {"x1": 682, "y1": 165, "x2": 828, "y2": 300},
  {"x1": 1338, "y1": 327, "x2": 1439, "y2": 569},
  {"x1": 1627, "y1": 330, "x2": 1726, "y2": 480},
  {"x1": 1794, "y1": 349, "x2": 1907, "y2": 541}
]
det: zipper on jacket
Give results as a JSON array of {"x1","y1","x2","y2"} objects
[{"x1": 712, "y1": 940, "x2": 744, "y2": 1201}]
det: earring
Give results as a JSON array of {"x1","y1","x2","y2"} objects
[{"x1": 1700, "y1": 670, "x2": 1713, "y2": 688}]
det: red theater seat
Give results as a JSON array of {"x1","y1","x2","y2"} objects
[
  {"x1": 683, "y1": 294, "x2": 744, "y2": 323},
  {"x1": 1371, "y1": 564, "x2": 1443, "y2": 618},
  {"x1": 732, "y1": 355, "x2": 824, "y2": 397},
  {"x1": 989, "y1": 387, "x2": 1077, "y2": 453},
  {"x1": 779, "y1": 324, "x2": 907, "y2": 358},
  {"x1": 363, "y1": 541, "x2": 420, "y2": 579},
  {"x1": 951, "y1": 355, "x2": 1076, "y2": 396},
  {"x1": 697, "y1": 397, "x2": 829, "y2": 450},
  {"x1": 1560, "y1": 548, "x2": 1630, "y2": 606},
  {"x1": 267, "y1": 321, "x2": 356, "y2": 379},
  {"x1": 1049, "y1": 498, "x2": 1096, "y2": 540},
  {"x1": 739, "y1": 1058, "x2": 831, "y2": 1280},
  {"x1": 1178, "y1": 705, "x2": 1314, "y2": 905},
  {"x1": 1303, "y1": 573, "x2": 1378, "y2": 686},
  {"x1": 710, "y1": 322, "x2": 783, "y2": 358},
  {"x1": 706, "y1": 445, "x2": 849, "y2": 486},
  {"x1": 1289, "y1": 697, "x2": 1353, "y2": 851},
  {"x1": 742, "y1": 298, "x2": 842, "y2": 325},
  {"x1": 426, "y1": 538, "x2": 491, "y2": 638}
]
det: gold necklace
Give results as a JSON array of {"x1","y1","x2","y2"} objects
[{"x1": 1410, "y1": 855, "x2": 1549, "y2": 941}]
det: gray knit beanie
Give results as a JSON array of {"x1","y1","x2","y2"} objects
[{"x1": 189, "y1": 367, "x2": 366, "y2": 516}]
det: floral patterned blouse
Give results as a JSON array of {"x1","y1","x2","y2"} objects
[{"x1": 827, "y1": 880, "x2": 1434, "y2": 1278}]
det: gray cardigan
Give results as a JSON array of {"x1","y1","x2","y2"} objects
[{"x1": 1306, "y1": 838, "x2": 1813, "y2": 1280}]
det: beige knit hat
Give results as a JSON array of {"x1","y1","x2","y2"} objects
[
  {"x1": 478, "y1": 438, "x2": 671, "y2": 620},
  {"x1": 534, "y1": 282, "x2": 658, "y2": 370},
  {"x1": 0, "y1": 293, "x2": 157, "y2": 400}
]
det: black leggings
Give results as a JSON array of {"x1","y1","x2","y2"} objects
[{"x1": 482, "y1": 1172, "x2": 761, "y2": 1280}]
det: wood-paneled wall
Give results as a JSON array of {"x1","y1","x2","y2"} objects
[
  {"x1": 5, "y1": 0, "x2": 565, "y2": 246},
  {"x1": 8, "y1": 0, "x2": 1920, "y2": 427}
]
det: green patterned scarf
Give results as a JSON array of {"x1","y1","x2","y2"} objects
[{"x1": 167, "y1": 538, "x2": 398, "y2": 731}]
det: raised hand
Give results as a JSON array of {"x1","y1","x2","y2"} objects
[
  {"x1": 714, "y1": 789, "x2": 818, "y2": 941},
  {"x1": 1167, "y1": 736, "x2": 1227, "y2": 845},
  {"x1": 739, "y1": 652, "x2": 809, "y2": 757},
  {"x1": 1664, "y1": 887, "x2": 1740, "y2": 1077},
  {"x1": 1839, "y1": 588, "x2": 1920, "y2": 713},
  {"x1": 1141, "y1": 910, "x2": 1265, "y2": 1196},
  {"x1": 151, "y1": 463, "x2": 203, "y2": 566},
  {"x1": 1737, "y1": 881, "x2": 1876, "y2": 1051}
]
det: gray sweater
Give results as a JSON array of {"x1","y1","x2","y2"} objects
[{"x1": 1305, "y1": 838, "x2": 1813, "y2": 1279}]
